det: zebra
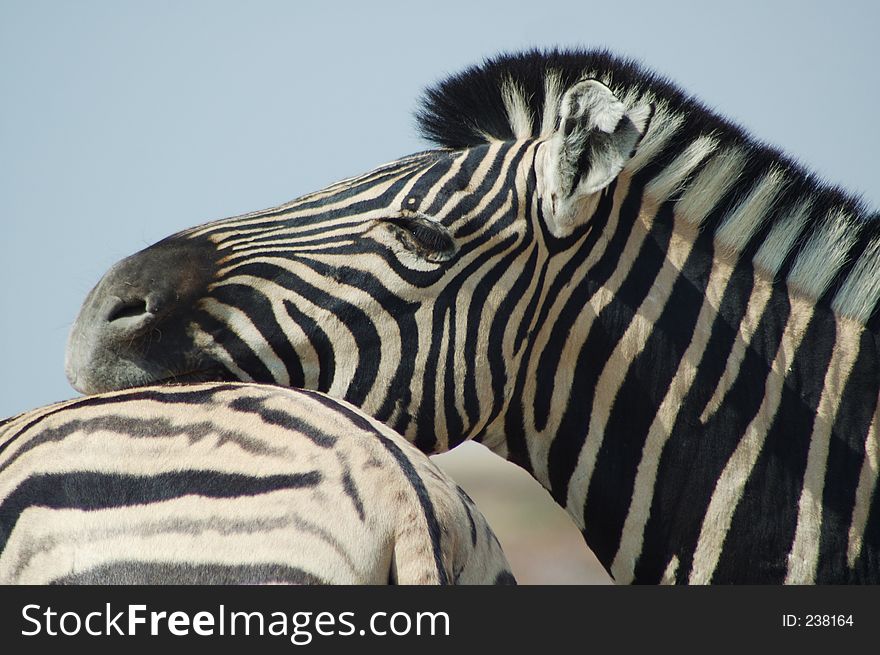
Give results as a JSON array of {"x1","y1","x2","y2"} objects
[
  {"x1": 65, "y1": 49, "x2": 879, "y2": 583},
  {"x1": 0, "y1": 382, "x2": 514, "y2": 584}
]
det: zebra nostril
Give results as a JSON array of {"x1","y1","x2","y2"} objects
[
  {"x1": 107, "y1": 299, "x2": 149, "y2": 322},
  {"x1": 105, "y1": 297, "x2": 154, "y2": 332}
]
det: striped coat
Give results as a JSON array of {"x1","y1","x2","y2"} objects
[
  {"x1": 0, "y1": 383, "x2": 514, "y2": 584},
  {"x1": 64, "y1": 50, "x2": 879, "y2": 583}
]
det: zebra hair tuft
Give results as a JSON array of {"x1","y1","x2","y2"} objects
[{"x1": 417, "y1": 48, "x2": 880, "y2": 325}]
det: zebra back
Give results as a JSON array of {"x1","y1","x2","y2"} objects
[{"x1": 0, "y1": 382, "x2": 514, "y2": 585}]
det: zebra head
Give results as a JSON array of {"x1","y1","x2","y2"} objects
[{"x1": 66, "y1": 51, "x2": 653, "y2": 452}]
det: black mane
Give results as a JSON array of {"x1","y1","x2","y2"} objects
[
  {"x1": 416, "y1": 49, "x2": 869, "y2": 216},
  {"x1": 416, "y1": 49, "x2": 880, "y2": 326},
  {"x1": 418, "y1": 49, "x2": 725, "y2": 147}
]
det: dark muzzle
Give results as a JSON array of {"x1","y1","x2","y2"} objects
[{"x1": 65, "y1": 236, "x2": 219, "y2": 393}]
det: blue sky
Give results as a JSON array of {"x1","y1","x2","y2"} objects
[{"x1": 2, "y1": 0, "x2": 878, "y2": 416}]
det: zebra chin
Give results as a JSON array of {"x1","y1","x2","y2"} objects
[
  {"x1": 64, "y1": 299, "x2": 233, "y2": 394},
  {"x1": 64, "y1": 304, "x2": 229, "y2": 394},
  {"x1": 65, "y1": 346, "x2": 235, "y2": 395}
]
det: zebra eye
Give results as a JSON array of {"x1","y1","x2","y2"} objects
[{"x1": 383, "y1": 216, "x2": 457, "y2": 262}]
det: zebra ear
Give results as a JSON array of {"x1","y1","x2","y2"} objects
[{"x1": 538, "y1": 79, "x2": 653, "y2": 238}]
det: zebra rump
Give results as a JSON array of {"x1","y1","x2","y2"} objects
[{"x1": 0, "y1": 382, "x2": 514, "y2": 585}]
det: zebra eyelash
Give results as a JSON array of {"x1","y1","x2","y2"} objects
[{"x1": 379, "y1": 215, "x2": 458, "y2": 262}]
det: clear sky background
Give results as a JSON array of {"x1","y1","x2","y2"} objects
[{"x1": 2, "y1": 0, "x2": 879, "y2": 418}]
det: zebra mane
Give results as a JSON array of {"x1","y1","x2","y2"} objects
[
  {"x1": 418, "y1": 49, "x2": 679, "y2": 147},
  {"x1": 417, "y1": 49, "x2": 880, "y2": 327}
]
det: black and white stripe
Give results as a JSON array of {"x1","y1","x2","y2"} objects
[
  {"x1": 0, "y1": 383, "x2": 514, "y2": 584},
  {"x1": 66, "y1": 49, "x2": 879, "y2": 583}
]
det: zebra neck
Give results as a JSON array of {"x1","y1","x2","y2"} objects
[{"x1": 506, "y1": 168, "x2": 879, "y2": 583}]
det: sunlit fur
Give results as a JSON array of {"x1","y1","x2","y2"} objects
[
  {"x1": 0, "y1": 383, "x2": 513, "y2": 585},
  {"x1": 68, "y1": 50, "x2": 880, "y2": 583}
]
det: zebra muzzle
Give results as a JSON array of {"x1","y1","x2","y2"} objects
[{"x1": 65, "y1": 236, "x2": 219, "y2": 394}]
